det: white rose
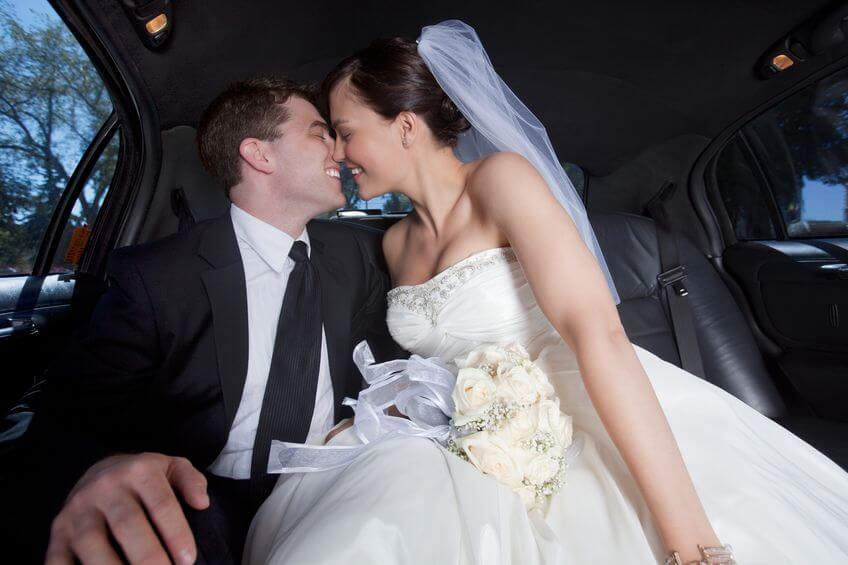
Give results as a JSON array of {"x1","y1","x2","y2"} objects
[
  {"x1": 527, "y1": 364, "x2": 555, "y2": 397},
  {"x1": 457, "y1": 431, "x2": 524, "y2": 488},
  {"x1": 504, "y1": 407, "x2": 536, "y2": 442},
  {"x1": 495, "y1": 360, "x2": 516, "y2": 378},
  {"x1": 455, "y1": 344, "x2": 507, "y2": 369},
  {"x1": 535, "y1": 399, "x2": 557, "y2": 432},
  {"x1": 454, "y1": 349, "x2": 479, "y2": 369},
  {"x1": 506, "y1": 442, "x2": 535, "y2": 469},
  {"x1": 536, "y1": 399, "x2": 573, "y2": 447},
  {"x1": 525, "y1": 453, "x2": 561, "y2": 485},
  {"x1": 481, "y1": 345, "x2": 508, "y2": 365},
  {"x1": 504, "y1": 342, "x2": 531, "y2": 360},
  {"x1": 494, "y1": 360, "x2": 516, "y2": 392},
  {"x1": 496, "y1": 365, "x2": 540, "y2": 405},
  {"x1": 542, "y1": 443, "x2": 564, "y2": 462},
  {"x1": 452, "y1": 368, "x2": 496, "y2": 419}
]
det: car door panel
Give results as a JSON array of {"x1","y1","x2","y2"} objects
[
  {"x1": 0, "y1": 276, "x2": 77, "y2": 411},
  {"x1": 724, "y1": 240, "x2": 848, "y2": 420}
]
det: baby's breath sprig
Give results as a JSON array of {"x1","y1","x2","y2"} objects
[
  {"x1": 478, "y1": 363, "x2": 496, "y2": 377},
  {"x1": 521, "y1": 431, "x2": 557, "y2": 454},
  {"x1": 446, "y1": 438, "x2": 469, "y2": 461},
  {"x1": 454, "y1": 400, "x2": 526, "y2": 433},
  {"x1": 523, "y1": 456, "x2": 567, "y2": 503}
]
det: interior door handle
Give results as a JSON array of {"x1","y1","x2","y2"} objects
[
  {"x1": 816, "y1": 263, "x2": 848, "y2": 280},
  {"x1": 0, "y1": 317, "x2": 39, "y2": 339}
]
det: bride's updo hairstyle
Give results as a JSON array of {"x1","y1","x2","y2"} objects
[{"x1": 322, "y1": 37, "x2": 471, "y2": 147}]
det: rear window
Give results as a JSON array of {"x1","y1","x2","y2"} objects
[
  {"x1": 334, "y1": 160, "x2": 588, "y2": 215},
  {"x1": 339, "y1": 163, "x2": 411, "y2": 214}
]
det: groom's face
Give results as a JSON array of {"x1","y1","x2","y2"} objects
[{"x1": 262, "y1": 96, "x2": 346, "y2": 212}]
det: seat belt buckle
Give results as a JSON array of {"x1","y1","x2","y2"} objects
[{"x1": 657, "y1": 266, "x2": 689, "y2": 296}]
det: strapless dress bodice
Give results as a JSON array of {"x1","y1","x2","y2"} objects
[{"x1": 386, "y1": 247, "x2": 574, "y2": 365}]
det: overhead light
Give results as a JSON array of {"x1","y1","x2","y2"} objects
[
  {"x1": 120, "y1": 0, "x2": 173, "y2": 50},
  {"x1": 758, "y1": 3, "x2": 848, "y2": 79},
  {"x1": 770, "y1": 54, "x2": 795, "y2": 72},
  {"x1": 145, "y1": 14, "x2": 168, "y2": 36}
]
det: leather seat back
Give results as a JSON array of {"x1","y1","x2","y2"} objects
[
  {"x1": 589, "y1": 211, "x2": 788, "y2": 418},
  {"x1": 139, "y1": 126, "x2": 229, "y2": 243}
]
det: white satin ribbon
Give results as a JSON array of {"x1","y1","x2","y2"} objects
[{"x1": 267, "y1": 341, "x2": 457, "y2": 474}]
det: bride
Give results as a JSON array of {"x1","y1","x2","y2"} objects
[{"x1": 244, "y1": 20, "x2": 848, "y2": 564}]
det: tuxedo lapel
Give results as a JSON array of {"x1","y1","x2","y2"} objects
[
  {"x1": 308, "y1": 223, "x2": 351, "y2": 419},
  {"x1": 198, "y1": 212, "x2": 249, "y2": 429}
]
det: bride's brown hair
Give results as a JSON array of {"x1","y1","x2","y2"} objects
[{"x1": 322, "y1": 37, "x2": 471, "y2": 147}]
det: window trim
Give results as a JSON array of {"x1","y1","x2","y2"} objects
[
  {"x1": 48, "y1": 0, "x2": 157, "y2": 278},
  {"x1": 32, "y1": 112, "x2": 119, "y2": 276},
  {"x1": 693, "y1": 53, "x2": 848, "y2": 254},
  {"x1": 736, "y1": 130, "x2": 790, "y2": 241}
]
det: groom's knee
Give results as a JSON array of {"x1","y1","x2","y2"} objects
[{"x1": 184, "y1": 475, "x2": 253, "y2": 565}]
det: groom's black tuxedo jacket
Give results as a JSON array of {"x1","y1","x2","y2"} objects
[{"x1": 31, "y1": 211, "x2": 403, "y2": 511}]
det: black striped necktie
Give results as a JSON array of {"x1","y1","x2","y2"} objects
[{"x1": 249, "y1": 240, "x2": 323, "y2": 503}]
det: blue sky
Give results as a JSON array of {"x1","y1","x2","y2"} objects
[
  {"x1": 0, "y1": 0, "x2": 59, "y2": 27},
  {"x1": 4, "y1": 0, "x2": 57, "y2": 26},
  {"x1": 801, "y1": 176, "x2": 847, "y2": 222}
]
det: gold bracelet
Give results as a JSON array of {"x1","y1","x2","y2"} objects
[{"x1": 664, "y1": 544, "x2": 736, "y2": 565}]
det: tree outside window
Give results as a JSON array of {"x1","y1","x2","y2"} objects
[{"x1": 0, "y1": 1, "x2": 115, "y2": 275}]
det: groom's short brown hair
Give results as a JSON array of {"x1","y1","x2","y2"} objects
[{"x1": 197, "y1": 76, "x2": 317, "y2": 196}]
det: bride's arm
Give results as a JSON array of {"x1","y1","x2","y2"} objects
[{"x1": 469, "y1": 152, "x2": 722, "y2": 562}]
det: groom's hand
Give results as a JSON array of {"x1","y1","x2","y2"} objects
[{"x1": 45, "y1": 453, "x2": 209, "y2": 565}]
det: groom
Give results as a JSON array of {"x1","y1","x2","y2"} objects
[{"x1": 32, "y1": 77, "x2": 401, "y2": 564}]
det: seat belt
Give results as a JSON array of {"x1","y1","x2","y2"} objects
[
  {"x1": 645, "y1": 181, "x2": 707, "y2": 379},
  {"x1": 170, "y1": 187, "x2": 196, "y2": 233}
]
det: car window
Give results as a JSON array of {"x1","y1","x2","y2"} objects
[
  {"x1": 338, "y1": 163, "x2": 411, "y2": 214},
  {"x1": 50, "y1": 132, "x2": 119, "y2": 274},
  {"x1": 716, "y1": 66, "x2": 848, "y2": 240},
  {"x1": 562, "y1": 162, "x2": 586, "y2": 201},
  {"x1": 331, "y1": 160, "x2": 587, "y2": 216},
  {"x1": 0, "y1": 0, "x2": 116, "y2": 276},
  {"x1": 715, "y1": 137, "x2": 779, "y2": 240}
]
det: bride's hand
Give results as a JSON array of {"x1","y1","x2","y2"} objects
[
  {"x1": 324, "y1": 418, "x2": 354, "y2": 444},
  {"x1": 323, "y1": 404, "x2": 409, "y2": 444},
  {"x1": 386, "y1": 404, "x2": 406, "y2": 418}
]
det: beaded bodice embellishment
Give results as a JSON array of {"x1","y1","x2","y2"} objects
[{"x1": 387, "y1": 247, "x2": 517, "y2": 324}]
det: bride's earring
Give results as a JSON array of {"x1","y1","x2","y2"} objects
[{"x1": 402, "y1": 133, "x2": 409, "y2": 148}]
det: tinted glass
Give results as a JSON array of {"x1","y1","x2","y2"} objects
[
  {"x1": 0, "y1": 0, "x2": 114, "y2": 275},
  {"x1": 715, "y1": 136, "x2": 778, "y2": 240},
  {"x1": 717, "y1": 67, "x2": 848, "y2": 239},
  {"x1": 339, "y1": 163, "x2": 411, "y2": 214}
]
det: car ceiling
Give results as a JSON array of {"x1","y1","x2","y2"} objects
[{"x1": 88, "y1": 0, "x2": 846, "y2": 175}]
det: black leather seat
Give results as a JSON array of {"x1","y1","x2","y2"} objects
[{"x1": 589, "y1": 211, "x2": 848, "y2": 470}]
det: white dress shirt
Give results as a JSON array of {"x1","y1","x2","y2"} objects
[{"x1": 208, "y1": 204, "x2": 335, "y2": 479}]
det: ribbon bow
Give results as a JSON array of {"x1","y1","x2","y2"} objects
[{"x1": 267, "y1": 341, "x2": 457, "y2": 474}]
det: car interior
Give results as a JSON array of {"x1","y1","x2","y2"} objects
[{"x1": 2, "y1": 0, "x2": 848, "y2": 530}]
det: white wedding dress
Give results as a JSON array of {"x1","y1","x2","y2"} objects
[{"x1": 244, "y1": 247, "x2": 848, "y2": 564}]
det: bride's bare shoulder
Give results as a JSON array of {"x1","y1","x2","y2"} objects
[
  {"x1": 468, "y1": 151, "x2": 530, "y2": 172},
  {"x1": 465, "y1": 152, "x2": 550, "y2": 213}
]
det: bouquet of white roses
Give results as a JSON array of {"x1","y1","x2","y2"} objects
[{"x1": 447, "y1": 343, "x2": 574, "y2": 510}]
